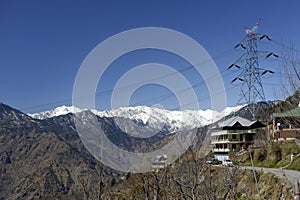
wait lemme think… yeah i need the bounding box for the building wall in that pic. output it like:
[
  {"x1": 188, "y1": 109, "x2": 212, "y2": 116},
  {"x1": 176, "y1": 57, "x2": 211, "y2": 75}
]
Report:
[
  {"x1": 274, "y1": 129, "x2": 300, "y2": 140},
  {"x1": 214, "y1": 153, "x2": 228, "y2": 161},
  {"x1": 212, "y1": 130, "x2": 265, "y2": 160},
  {"x1": 270, "y1": 116, "x2": 300, "y2": 140}
]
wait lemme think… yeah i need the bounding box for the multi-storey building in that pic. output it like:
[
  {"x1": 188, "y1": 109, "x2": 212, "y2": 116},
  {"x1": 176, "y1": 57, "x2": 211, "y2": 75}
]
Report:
[{"x1": 210, "y1": 116, "x2": 265, "y2": 161}]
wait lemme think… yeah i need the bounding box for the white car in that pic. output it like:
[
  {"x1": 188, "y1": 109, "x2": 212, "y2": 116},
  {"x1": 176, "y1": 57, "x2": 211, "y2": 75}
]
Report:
[
  {"x1": 206, "y1": 158, "x2": 222, "y2": 165},
  {"x1": 222, "y1": 159, "x2": 234, "y2": 167}
]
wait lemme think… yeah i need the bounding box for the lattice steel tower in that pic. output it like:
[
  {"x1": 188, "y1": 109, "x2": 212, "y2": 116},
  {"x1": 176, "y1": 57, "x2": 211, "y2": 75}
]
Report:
[{"x1": 228, "y1": 19, "x2": 277, "y2": 119}]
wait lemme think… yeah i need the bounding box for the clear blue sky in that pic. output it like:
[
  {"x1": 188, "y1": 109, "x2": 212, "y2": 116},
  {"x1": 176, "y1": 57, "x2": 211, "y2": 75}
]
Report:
[{"x1": 1, "y1": 0, "x2": 300, "y2": 113}]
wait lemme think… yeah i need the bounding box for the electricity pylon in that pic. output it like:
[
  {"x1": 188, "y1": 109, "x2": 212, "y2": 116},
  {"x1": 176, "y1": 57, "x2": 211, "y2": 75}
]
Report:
[{"x1": 228, "y1": 19, "x2": 278, "y2": 119}]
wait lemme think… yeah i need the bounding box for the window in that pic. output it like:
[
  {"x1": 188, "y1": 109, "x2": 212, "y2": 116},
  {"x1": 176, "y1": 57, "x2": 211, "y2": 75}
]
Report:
[{"x1": 232, "y1": 144, "x2": 236, "y2": 150}]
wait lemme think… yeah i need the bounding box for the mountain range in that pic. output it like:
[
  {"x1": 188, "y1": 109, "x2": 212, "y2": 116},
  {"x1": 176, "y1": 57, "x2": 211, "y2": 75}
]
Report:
[
  {"x1": 0, "y1": 102, "x2": 208, "y2": 198},
  {"x1": 29, "y1": 105, "x2": 246, "y2": 133},
  {"x1": 1, "y1": 101, "x2": 275, "y2": 198}
]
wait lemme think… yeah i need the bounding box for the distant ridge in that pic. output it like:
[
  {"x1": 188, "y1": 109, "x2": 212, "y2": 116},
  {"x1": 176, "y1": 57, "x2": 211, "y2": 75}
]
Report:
[{"x1": 29, "y1": 105, "x2": 246, "y2": 132}]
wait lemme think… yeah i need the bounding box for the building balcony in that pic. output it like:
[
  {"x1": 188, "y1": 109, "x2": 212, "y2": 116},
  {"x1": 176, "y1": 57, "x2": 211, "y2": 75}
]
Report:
[
  {"x1": 211, "y1": 129, "x2": 258, "y2": 136},
  {"x1": 211, "y1": 139, "x2": 244, "y2": 144},
  {"x1": 213, "y1": 148, "x2": 239, "y2": 153},
  {"x1": 213, "y1": 148, "x2": 230, "y2": 152}
]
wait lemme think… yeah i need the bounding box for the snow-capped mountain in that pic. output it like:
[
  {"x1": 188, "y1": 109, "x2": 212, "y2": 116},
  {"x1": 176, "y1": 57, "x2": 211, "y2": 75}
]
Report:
[
  {"x1": 29, "y1": 105, "x2": 245, "y2": 132},
  {"x1": 29, "y1": 105, "x2": 84, "y2": 119}
]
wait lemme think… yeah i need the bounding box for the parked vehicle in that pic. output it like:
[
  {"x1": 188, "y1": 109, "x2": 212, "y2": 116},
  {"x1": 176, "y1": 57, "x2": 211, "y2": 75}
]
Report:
[
  {"x1": 206, "y1": 158, "x2": 222, "y2": 165},
  {"x1": 222, "y1": 159, "x2": 234, "y2": 167}
]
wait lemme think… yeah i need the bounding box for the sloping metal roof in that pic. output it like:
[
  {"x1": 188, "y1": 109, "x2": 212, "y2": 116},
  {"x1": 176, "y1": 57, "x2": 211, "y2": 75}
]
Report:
[
  {"x1": 216, "y1": 116, "x2": 257, "y2": 128},
  {"x1": 270, "y1": 107, "x2": 300, "y2": 119}
]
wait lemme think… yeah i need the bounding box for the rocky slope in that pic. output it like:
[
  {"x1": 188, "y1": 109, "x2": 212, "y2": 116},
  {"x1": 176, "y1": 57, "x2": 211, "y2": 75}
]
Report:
[
  {"x1": 0, "y1": 103, "x2": 102, "y2": 198},
  {"x1": 1, "y1": 101, "x2": 291, "y2": 199},
  {"x1": 1, "y1": 103, "x2": 201, "y2": 199}
]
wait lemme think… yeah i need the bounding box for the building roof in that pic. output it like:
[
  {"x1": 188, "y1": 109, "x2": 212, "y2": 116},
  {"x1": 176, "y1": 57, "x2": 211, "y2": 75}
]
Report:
[
  {"x1": 213, "y1": 116, "x2": 264, "y2": 130},
  {"x1": 270, "y1": 107, "x2": 300, "y2": 119},
  {"x1": 217, "y1": 116, "x2": 256, "y2": 127}
]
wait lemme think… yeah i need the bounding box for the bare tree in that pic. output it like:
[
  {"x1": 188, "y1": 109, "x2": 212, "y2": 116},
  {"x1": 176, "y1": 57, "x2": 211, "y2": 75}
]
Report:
[
  {"x1": 141, "y1": 173, "x2": 151, "y2": 200},
  {"x1": 129, "y1": 168, "x2": 169, "y2": 200},
  {"x1": 78, "y1": 176, "x2": 90, "y2": 200},
  {"x1": 222, "y1": 167, "x2": 248, "y2": 200},
  {"x1": 93, "y1": 163, "x2": 106, "y2": 200},
  {"x1": 272, "y1": 44, "x2": 300, "y2": 132},
  {"x1": 281, "y1": 43, "x2": 300, "y2": 95},
  {"x1": 76, "y1": 163, "x2": 110, "y2": 200},
  {"x1": 171, "y1": 148, "x2": 211, "y2": 200}
]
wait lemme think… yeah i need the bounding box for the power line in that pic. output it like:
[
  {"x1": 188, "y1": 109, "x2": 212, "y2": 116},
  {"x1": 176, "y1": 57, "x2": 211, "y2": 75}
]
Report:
[
  {"x1": 22, "y1": 48, "x2": 236, "y2": 113},
  {"x1": 93, "y1": 48, "x2": 235, "y2": 96},
  {"x1": 130, "y1": 69, "x2": 233, "y2": 107},
  {"x1": 171, "y1": 83, "x2": 240, "y2": 111},
  {"x1": 271, "y1": 39, "x2": 300, "y2": 53}
]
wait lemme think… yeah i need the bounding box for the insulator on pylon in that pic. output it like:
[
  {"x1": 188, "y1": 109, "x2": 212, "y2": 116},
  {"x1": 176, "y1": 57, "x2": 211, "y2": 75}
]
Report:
[{"x1": 228, "y1": 19, "x2": 277, "y2": 119}]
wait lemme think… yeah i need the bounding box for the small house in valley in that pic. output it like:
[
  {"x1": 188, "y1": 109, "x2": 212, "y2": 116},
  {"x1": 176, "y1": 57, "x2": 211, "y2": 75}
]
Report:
[{"x1": 151, "y1": 154, "x2": 168, "y2": 170}]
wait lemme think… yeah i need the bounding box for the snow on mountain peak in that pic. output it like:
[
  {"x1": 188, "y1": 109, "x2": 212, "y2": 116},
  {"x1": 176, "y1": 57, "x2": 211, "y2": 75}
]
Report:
[
  {"x1": 29, "y1": 104, "x2": 246, "y2": 132},
  {"x1": 29, "y1": 105, "x2": 84, "y2": 119}
]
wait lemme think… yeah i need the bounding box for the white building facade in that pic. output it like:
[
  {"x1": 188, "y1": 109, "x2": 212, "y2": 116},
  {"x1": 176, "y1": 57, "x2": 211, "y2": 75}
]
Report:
[{"x1": 211, "y1": 116, "x2": 265, "y2": 161}]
